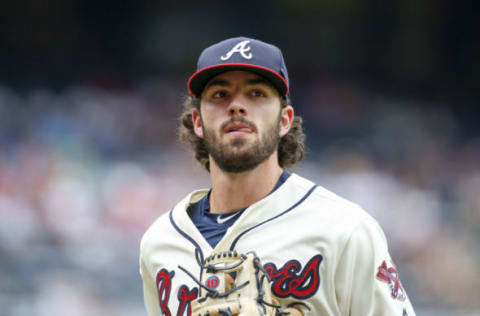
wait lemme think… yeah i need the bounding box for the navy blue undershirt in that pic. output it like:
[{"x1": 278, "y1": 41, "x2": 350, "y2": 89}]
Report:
[{"x1": 187, "y1": 171, "x2": 291, "y2": 248}]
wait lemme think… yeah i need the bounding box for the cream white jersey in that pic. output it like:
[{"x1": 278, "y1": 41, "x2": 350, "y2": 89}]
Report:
[{"x1": 140, "y1": 173, "x2": 416, "y2": 316}]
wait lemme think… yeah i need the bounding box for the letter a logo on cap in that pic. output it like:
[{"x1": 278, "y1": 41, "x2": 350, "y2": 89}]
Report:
[{"x1": 220, "y1": 40, "x2": 252, "y2": 61}]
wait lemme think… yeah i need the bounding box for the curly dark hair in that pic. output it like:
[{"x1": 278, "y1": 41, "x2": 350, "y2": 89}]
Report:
[{"x1": 178, "y1": 95, "x2": 305, "y2": 172}]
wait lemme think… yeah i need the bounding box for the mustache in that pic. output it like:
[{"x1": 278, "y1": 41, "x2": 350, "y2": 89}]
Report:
[{"x1": 220, "y1": 116, "x2": 257, "y2": 133}]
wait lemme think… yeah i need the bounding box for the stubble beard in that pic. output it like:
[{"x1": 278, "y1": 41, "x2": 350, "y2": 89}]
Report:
[{"x1": 202, "y1": 116, "x2": 281, "y2": 173}]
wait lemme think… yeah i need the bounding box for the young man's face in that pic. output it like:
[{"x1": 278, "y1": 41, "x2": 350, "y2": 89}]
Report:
[{"x1": 192, "y1": 70, "x2": 289, "y2": 173}]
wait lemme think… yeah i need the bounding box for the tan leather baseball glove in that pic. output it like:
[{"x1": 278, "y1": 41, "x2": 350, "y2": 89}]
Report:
[{"x1": 180, "y1": 250, "x2": 308, "y2": 316}]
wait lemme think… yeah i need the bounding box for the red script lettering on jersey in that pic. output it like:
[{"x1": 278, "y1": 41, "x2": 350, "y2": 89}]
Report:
[
  {"x1": 264, "y1": 254, "x2": 323, "y2": 299},
  {"x1": 156, "y1": 268, "x2": 175, "y2": 316},
  {"x1": 157, "y1": 268, "x2": 198, "y2": 316},
  {"x1": 177, "y1": 285, "x2": 198, "y2": 316},
  {"x1": 157, "y1": 254, "x2": 323, "y2": 315}
]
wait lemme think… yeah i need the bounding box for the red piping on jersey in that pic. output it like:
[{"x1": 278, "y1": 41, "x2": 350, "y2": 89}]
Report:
[{"x1": 187, "y1": 63, "x2": 289, "y2": 97}]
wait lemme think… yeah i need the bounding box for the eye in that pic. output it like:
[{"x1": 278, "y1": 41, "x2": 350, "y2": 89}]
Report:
[
  {"x1": 212, "y1": 90, "x2": 228, "y2": 99},
  {"x1": 250, "y1": 89, "x2": 266, "y2": 97}
]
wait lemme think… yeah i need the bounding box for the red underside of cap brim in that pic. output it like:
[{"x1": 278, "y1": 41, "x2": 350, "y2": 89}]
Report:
[{"x1": 187, "y1": 63, "x2": 289, "y2": 97}]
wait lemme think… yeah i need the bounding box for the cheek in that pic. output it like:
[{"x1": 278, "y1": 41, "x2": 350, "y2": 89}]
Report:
[
  {"x1": 261, "y1": 110, "x2": 281, "y2": 131},
  {"x1": 201, "y1": 113, "x2": 222, "y2": 135}
]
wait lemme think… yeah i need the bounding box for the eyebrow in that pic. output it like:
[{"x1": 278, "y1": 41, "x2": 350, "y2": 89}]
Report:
[
  {"x1": 204, "y1": 79, "x2": 230, "y2": 90},
  {"x1": 204, "y1": 77, "x2": 273, "y2": 91}
]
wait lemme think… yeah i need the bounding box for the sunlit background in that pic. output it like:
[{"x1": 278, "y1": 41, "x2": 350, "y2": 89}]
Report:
[{"x1": 1, "y1": 1, "x2": 479, "y2": 315}]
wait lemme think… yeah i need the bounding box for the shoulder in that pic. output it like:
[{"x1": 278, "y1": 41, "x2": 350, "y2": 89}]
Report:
[
  {"x1": 140, "y1": 210, "x2": 171, "y2": 254},
  {"x1": 289, "y1": 172, "x2": 373, "y2": 220},
  {"x1": 288, "y1": 172, "x2": 382, "y2": 240},
  {"x1": 139, "y1": 189, "x2": 209, "y2": 257}
]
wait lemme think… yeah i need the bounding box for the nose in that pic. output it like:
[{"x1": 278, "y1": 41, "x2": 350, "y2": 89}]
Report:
[{"x1": 227, "y1": 94, "x2": 247, "y2": 117}]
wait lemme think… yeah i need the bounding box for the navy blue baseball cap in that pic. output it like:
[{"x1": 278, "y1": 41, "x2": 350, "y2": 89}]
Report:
[{"x1": 188, "y1": 37, "x2": 290, "y2": 97}]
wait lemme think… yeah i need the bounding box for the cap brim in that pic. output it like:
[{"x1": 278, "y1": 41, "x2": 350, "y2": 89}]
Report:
[{"x1": 188, "y1": 63, "x2": 289, "y2": 97}]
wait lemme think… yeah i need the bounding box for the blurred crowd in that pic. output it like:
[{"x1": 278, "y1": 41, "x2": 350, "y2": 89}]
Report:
[
  {"x1": 2, "y1": 1, "x2": 479, "y2": 315},
  {"x1": 0, "y1": 78, "x2": 479, "y2": 316}
]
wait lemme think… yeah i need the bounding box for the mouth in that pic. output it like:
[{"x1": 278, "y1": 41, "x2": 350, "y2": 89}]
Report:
[{"x1": 224, "y1": 121, "x2": 255, "y2": 135}]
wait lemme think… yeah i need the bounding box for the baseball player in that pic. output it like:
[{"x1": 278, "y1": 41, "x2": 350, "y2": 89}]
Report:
[{"x1": 140, "y1": 37, "x2": 416, "y2": 316}]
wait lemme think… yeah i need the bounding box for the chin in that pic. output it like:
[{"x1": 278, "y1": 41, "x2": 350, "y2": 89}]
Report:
[{"x1": 230, "y1": 138, "x2": 248, "y2": 148}]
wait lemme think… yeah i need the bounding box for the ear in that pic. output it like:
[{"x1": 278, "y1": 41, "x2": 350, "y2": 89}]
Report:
[
  {"x1": 192, "y1": 108, "x2": 204, "y2": 138},
  {"x1": 279, "y1": 105, "x2": 294, "y2": 137}
]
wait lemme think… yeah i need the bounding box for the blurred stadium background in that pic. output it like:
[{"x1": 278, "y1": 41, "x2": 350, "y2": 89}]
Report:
[{"x1": 1, "y1": 1, "x2": 479, "y2": 315}]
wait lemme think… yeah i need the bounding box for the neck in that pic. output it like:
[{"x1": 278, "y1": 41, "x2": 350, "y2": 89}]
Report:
[{"x1": 208, "y1": 154, "x2": 284, "y2": 214}]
